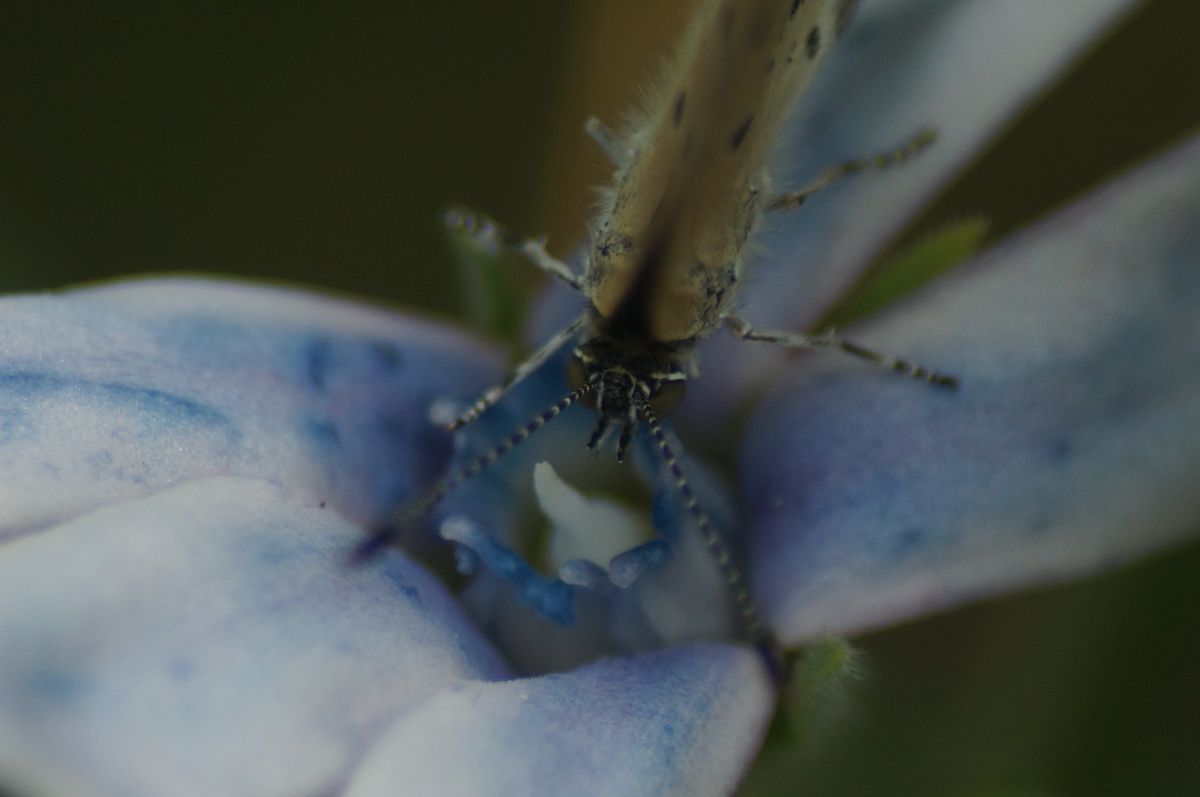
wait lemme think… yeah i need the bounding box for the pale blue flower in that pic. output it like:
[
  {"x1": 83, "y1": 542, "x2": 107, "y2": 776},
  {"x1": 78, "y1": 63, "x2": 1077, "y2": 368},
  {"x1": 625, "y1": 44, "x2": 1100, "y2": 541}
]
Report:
[{"x1": 2, "y1": 1, "x2": 1195, "y2": 795}]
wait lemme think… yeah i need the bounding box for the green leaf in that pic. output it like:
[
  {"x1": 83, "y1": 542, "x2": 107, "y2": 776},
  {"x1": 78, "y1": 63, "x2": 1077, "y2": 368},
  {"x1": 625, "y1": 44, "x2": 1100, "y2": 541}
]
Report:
[
  {"x1": 743, "y1": 638, "x2": 862, "y2": 794},
  {"x1": 445, "y1": 222, "x2": 523, "y2": 344},
  {"x1": 825, "y1": 217, "x2": 990, "y2": 328}
]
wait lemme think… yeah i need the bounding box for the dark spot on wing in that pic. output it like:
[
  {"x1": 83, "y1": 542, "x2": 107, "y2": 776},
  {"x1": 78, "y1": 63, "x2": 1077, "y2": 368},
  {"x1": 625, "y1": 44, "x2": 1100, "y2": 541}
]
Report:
[
  {"x1": 673, "y1": 91, "x2": 686, "y2": 128},
  {"x1": 693, "y1": 263, "x2": 738, "y2": 308},
  {"x1": 790, "y1": 0, "x2": 804, "y2": 19},
  {"x1": 597, "y1": 234, "x2": 634, "y2": 260},
  {"x1": 806, "y1": 25, "x2": 821, "y2": 60},
  {"x1": 730, "y1": 114, "x2": 754, "y2": 151}
]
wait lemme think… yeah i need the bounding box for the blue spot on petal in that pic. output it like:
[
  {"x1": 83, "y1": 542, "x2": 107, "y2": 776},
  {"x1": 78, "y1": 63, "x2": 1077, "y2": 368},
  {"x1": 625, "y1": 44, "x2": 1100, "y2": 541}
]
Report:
[
  {"x1": 87, "y1": 450, "x2": 114, "y2": 477},
  {"x1": 303, "y1": 338, "x2": 332, "y2": 392},
  {"x1": 252, "y1": 534, "x2": 295, "y2": 568},
  {"x1": 30, "y1": 669, "x2": 84, "y2": 702},
  {"x1": 885, "y1": 526, "x2": 928, "y2": 561},
  {"x1": 1047, "y1": 436, "x2": 1073, "y2": 464},
  {"x1": 304, "y1": 418, "x2": 342, "y2": 451},
  {"x1": 383, "y1": 566, "x2": 424, "y2": 607},
  {"x1": 368, "y1": 340, "x2": 404, "y2": 372},
  {"x1": 0, "y1": 371, "x2": 233, "y2": 438},
  {"x1": 125, "y1": 385, "x2": 223, "y2": 427},
  {"x1": 169, "y1": 659, "x2": 194, "y2": 682},
  {"x1": 0, "y1": 370, "x2": 69, "y2": 396},
  {"x1": 0, "y1": 407, "x2": 31, "y2": 444}
]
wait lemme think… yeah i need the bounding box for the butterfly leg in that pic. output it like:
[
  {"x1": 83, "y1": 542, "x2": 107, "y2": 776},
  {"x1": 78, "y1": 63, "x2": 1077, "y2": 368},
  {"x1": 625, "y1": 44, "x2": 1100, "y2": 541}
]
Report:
[
  {"x1": 439, "y1": 313, "x2": 589, "y2": 431},
  {"x1": 767, "y1": 128, "x2": 937, "y2": 212},
  {"x1": 443, "y1": 208, "x2": 584, "y2": 292},
  {"x1": 725, "y1": 316, "x2": 957, "y2": 388},
  {"x1": 584, "y1": 116, "x2": 633, "y2": 167}
]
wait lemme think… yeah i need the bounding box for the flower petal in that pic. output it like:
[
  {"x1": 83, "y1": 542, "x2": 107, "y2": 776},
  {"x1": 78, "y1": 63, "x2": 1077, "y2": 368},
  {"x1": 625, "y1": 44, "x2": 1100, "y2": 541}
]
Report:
[
  {"x1": 0, "y1": 476, "x2": 509, "y2": 796},
  {"x1": 344, "y1": 643, "x2": 774, "y2": 797},
  {"x1": 743, "y1": 133, "x2": 1200, "y2": 643},
  {"x1": 691, "y1": 0, "x2": 1139, "y2": 419},
  {"x1": 0, "y1": 278, "x2": 500, "y2": 537}
]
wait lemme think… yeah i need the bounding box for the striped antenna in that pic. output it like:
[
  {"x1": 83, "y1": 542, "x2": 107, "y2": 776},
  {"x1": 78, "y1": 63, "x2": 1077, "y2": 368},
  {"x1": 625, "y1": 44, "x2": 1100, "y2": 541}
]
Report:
[
  {"x1": 351, "y1": 382, "x2": 594, "y2": 563},
  {"x1": 634, "y1": 396, "x2": 785, "y2": 682}
]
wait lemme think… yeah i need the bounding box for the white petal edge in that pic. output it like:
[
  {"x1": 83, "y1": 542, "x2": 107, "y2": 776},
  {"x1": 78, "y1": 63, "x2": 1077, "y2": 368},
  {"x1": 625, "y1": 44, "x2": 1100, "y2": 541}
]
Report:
[
  {"x1": 345, "y1": 643, "x2": 775, "y2": 797},
  {"x1": 0, "y1": 277, "x2": 501, "y2": 537},
  {"x1": 741, "y1": 133, "x2": 1200, "y2": 643},
  {"x1": 0, "y1": 477, "x2": 509, "y2": 797}
]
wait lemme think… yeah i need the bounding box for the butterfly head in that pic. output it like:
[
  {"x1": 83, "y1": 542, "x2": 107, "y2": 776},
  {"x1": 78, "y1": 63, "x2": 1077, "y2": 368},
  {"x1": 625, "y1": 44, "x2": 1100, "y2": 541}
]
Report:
[{"x1": 567, "y1": 333, "x2": 688, "y2": 461}]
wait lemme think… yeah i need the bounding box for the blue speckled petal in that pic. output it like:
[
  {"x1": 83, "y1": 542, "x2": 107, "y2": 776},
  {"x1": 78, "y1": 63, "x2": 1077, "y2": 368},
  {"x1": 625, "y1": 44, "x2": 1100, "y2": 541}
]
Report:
[
  {"x1": 743, "y1": 134, "x2": 1200, "y2": 643},
  {"x1": 0, "y1": 477, "x2": 509, "y2": 797},
  {"x1": 0, "y1": 278, "x2": 501, "y2": 537},
  {"x1": 343, "y1": 643, "x2": 775, "y2": 797},
  {"x1": 690, "y1": 0, "x2": 1138, "y2": 421}
]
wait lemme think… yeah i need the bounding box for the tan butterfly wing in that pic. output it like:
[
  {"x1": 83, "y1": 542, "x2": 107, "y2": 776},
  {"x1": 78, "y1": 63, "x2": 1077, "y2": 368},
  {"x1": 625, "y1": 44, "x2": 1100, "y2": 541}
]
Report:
[{"x1": 586, "y1": 0, "x2": 858, "y2": 342}]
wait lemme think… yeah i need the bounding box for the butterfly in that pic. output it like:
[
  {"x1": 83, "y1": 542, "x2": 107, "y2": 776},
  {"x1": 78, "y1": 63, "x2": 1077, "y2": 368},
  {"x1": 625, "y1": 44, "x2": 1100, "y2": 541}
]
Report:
[{"x1": 359, "y1": 0, "x2": 955, "y2": 677}]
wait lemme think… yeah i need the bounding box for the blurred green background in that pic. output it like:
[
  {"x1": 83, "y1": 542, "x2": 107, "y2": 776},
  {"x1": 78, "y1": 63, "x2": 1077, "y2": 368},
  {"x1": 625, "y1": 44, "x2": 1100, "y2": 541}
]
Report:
[{"x1": 2, "y1": 2, "x2": 1197, "y2": 794}]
